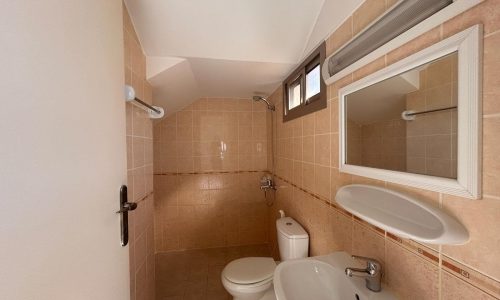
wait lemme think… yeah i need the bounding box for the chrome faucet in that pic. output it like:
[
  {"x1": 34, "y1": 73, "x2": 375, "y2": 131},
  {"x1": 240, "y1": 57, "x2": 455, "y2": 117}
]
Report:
[
  {"x1": 259, "y1": 175, "x2": 276, "y2": 191},
  {"x1": 345, "y1": 255, "x2": 382, "y2": 292}
]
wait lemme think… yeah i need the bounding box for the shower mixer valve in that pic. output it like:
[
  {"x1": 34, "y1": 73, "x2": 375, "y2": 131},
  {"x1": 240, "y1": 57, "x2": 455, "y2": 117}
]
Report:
[{"x1": 259, "y1": 175, "x2": 276, "y2": 191}]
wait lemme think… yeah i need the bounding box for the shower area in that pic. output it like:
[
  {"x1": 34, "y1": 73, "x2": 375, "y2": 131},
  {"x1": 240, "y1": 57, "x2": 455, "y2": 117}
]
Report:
[{"x1": 152, "y1": 97, "x2": 277, "y2": 299}]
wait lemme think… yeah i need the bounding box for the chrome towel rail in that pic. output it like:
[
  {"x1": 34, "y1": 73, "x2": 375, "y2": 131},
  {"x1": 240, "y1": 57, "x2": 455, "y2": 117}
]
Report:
[
  {"x1": 124, "y1": 85, "x2": 164, "y2": 119},
  {"x1": 402, "y1": 106, "x2": 456, "y2": 121}
]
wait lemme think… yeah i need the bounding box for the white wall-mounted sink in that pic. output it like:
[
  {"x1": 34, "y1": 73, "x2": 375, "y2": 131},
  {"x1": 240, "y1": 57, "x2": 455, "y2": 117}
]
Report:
[{"x1": 273, "y1": 252, "x2": 397, "y2": 300}]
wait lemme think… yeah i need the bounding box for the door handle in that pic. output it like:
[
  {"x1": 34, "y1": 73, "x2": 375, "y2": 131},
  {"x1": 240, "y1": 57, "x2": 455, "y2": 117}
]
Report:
[
  {"x1": 116, "y1": 201, "x2": 137, "y2": 214},
  {"x1": 117, "y1": 185, "x2": 136, "y2": 246}
]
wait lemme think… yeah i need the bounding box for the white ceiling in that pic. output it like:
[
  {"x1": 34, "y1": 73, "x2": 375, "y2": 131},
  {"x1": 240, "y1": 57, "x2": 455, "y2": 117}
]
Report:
[
  {"x1": 124, "y1": 0, "x2": 364, "y2": 115},
  {"x1": 346, "y1": 70, "x2": 421, "y2": 125}
]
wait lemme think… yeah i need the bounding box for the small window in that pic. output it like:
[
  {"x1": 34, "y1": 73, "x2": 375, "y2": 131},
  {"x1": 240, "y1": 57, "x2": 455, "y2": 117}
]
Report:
[
  {"x1": 288, "y1": 77, "x2": 302, "y2": 109},
  {"x1": 306, "y1": 64, "x2": 320, "y2": 99},
  {"x1": 283, "y1": 42, "x2": 326, "y2": 122}
]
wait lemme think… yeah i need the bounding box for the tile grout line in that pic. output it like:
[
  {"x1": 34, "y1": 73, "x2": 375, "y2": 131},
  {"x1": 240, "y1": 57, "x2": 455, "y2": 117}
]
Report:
[{"x1": 438, "y1": 244, "x2": 443, "y2": 300}]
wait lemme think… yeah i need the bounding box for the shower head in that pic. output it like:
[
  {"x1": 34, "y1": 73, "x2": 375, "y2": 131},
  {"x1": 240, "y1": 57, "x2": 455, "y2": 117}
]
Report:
[{"x1": 252, "y1": 96, "x2": 275, "y2": 111}]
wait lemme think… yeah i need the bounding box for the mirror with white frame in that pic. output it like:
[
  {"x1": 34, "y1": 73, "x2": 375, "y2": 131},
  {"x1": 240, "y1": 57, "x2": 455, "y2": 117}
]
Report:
[
  {"x1": 345, "y1": 52, "x2": 458, "y2": 179},
  {"x1": 339, "y1": 25, "x2": 482, "y2": 199}
]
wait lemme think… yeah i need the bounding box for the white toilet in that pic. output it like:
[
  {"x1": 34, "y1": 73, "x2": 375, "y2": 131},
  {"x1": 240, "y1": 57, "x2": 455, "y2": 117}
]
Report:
[{"x1": 221, "y1": 217, "x2": 309, "y2": 300}]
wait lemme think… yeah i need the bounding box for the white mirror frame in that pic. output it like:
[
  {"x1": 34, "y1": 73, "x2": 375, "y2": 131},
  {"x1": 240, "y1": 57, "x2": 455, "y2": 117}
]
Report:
[{"x1": 339, "y1": 25, "x2": 482, "y2": 199}]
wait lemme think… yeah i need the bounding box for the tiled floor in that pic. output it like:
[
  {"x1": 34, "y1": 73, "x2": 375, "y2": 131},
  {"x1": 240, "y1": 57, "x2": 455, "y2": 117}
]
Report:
[{"x1": 156, "y1": 244, "x2": 271, "y2": 300}]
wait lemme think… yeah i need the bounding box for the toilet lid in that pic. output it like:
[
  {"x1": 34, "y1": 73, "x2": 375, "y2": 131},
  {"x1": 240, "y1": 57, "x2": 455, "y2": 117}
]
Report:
[{"x1": 223, "y1": 257, "x2": 276, "y2": 284}]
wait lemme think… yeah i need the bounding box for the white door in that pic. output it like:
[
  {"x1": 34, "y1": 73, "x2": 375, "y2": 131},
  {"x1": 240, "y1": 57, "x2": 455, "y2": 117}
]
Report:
[{"x1": 0, "y1": 1, "x2": 130, "y2": 299}]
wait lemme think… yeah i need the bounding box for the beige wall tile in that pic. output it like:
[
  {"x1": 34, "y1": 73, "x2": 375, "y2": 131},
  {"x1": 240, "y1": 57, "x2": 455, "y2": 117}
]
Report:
[
  {"x1": 177, "y1": 111, "x2": 193, "y2": 126},
  {"x1": 292, "y1": 137, "x2": 302, "y2": 161},
  {"x1": 133, "y1": 137, "x2": 145, "y2": 168},
  {"x1": 386, "y1": 241, "x2": 439, "y2": 300},
  {"x1": 314, "y1": 134, "x2": 331, "y2": 166},
  {"x1": 206, "y1": 98, "x2": 225, "y2": 111},
  {"x1": 330, "y1": 133, "x2": 339, "y2": 168},
  {"x1": 352, "y1": 221, "x2": 385, "y2": 269},
  {"x1": 330, "y1": 99, "x2": 339, "y2": 132},
  {"x1": 329, "y1": 209, "x2": 353, "y2": 253},
  {"x1": 352, "y1": 56, "x2": 386, "y2": 81},
  {"x1": 426, "y1": 85, "x2": 453, "y2": 110},
  {"x1": 353, "y1": 0, "x2": 386, "y2": 35},
  {"x1": 302, "y1": 113, "x2": 315, "y2": 136},
  {"x1": 443, "y1": 0, "x2": 500, "y2": 37},
  {"x1": 442, "y1": 195, "x2": 500, "y2": 280},
  {"x1": 302, "y1": 163, "x2": 315, "y2": 192},
  {"x1": 314, "y1": 165, "x2": 331, "y2": 199},
  {"x1": 331, "y1": 169, "x2": 352, "y2": 197},
  {"x1": 426, "y1": 135, "x2": 452, "y2": 159},
  {"x1": 386, "y1": 26, "x2": 441, "y2": 66},
  {"x1": 176, "y1": 126, "x2": 193, "y2": 141},
  {"x1": 145, "y1": 139, "x2": 153, "y2": 165},
  {"x1": 426, "y1": 158, "x2": 453, "y2": 178},
  {"x1": 426, "y1": 56, "x2": 453, "y2": 89},
  {"x1": 442, "y1": 271, "x2": 497, "y2": 300},
  {"x1": 132, "y1": 107, "x2": 146, "y2": 137},
  {"x1": 326, "y1": 16, "x2": 353, "y2": 56},
  {"x1": 292, "y1": 161, "x2": 303, "y2": 187},
  {"x1": 315, "y1": 103, "x2": 331, "y2": 134},
  {"x1": 302, "y1": 136, "x2": 314, "y2": 163},
  {"x1": 483, "y1": 32, "x2": 500, "y2": 115},
  {"x1": 143, "y1": 82, "x2": 153, "y2": 105},
  {"x1": 483, "y1": 117, "x2": 500, "y2": 197},
  {"x1": 351, "y1": 175, "x2": 385, "y2": 187},
  {"x1": 406, "y1": 136, "x2": 425, "y2": 157},
  {"x1": 329, "y1": 74, "x2": 353, "y2": 98}
]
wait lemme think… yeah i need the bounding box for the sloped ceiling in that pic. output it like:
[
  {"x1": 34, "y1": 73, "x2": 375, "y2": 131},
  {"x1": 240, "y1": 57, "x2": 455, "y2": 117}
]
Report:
[
  {"x1": 124, "y1": 0, "x2": 363, "y2": 115},
  {"x1": 346, "y1": 69, "x2": 421, "y2": 125}
]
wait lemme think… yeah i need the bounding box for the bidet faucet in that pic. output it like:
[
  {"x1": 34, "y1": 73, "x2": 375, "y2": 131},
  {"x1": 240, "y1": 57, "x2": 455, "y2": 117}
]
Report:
[{"x1": 345, "y1": 255, "x2": 382, "y2": 292}]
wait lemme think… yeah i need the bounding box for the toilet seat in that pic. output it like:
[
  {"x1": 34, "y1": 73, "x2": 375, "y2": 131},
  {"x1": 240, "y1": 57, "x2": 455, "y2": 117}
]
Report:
[{"x1": 222, "y1": 257, "x2": 276, "y2": 285}]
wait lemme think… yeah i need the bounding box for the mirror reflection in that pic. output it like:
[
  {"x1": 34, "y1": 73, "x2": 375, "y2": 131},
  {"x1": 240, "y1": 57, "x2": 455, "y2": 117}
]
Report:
[{"x1": 345, "y1": 52, "x2": 458, "y2": 179}]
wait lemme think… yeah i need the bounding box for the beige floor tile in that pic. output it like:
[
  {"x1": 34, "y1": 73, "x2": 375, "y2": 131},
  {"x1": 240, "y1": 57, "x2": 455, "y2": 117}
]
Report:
[{"x1": 155, "y1": 244, "x2": 270, "y2": 300}]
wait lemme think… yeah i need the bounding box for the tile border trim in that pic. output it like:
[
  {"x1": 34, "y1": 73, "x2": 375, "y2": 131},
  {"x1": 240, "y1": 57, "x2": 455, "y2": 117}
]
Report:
[
  {"x1": 442, "y1": 256, "x2": 500, "y2": 299},
  {"x1": 153, "y1": 170, "x2": 268, "y2": 176}
]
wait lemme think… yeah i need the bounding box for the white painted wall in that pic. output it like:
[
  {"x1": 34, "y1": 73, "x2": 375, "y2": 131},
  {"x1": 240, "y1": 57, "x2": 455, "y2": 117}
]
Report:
[{"x1": 0, "y1": 1, "x2": 129, "y2": 299}]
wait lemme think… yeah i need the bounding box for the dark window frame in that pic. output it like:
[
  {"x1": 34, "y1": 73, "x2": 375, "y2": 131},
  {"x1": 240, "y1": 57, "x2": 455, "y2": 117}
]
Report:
[{"x1": 283, "y1": 42, "x2": 326, "y2": 122}]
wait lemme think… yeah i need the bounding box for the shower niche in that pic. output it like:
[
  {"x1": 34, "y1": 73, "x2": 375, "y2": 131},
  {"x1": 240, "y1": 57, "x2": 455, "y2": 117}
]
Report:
[{"x1": 338, "y1": 25, "x2": 482, "y2": 199}]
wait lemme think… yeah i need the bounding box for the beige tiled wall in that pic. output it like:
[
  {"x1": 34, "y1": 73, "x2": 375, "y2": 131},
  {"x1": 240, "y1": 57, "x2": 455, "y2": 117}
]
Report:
[
  {"x1": 406, "y1": 53, "x2": 458, "y2": 178},
  {"x1": 357, "y1": 119, "x2": 407, "y2": 171},
  {"x1": 269, "y1": 0, "x2": 500, "y2": 299},
  {"x1": 345, "y1": 119, "x2": 363, "y2": 165},
  {"x1": 123, "y1": 4, "x2": 155, "y2": 300},
  {"x1": 153, "y1": 98, "x2": 271, "y2": 252}
]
